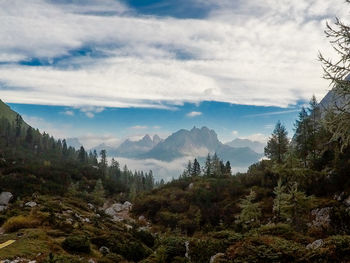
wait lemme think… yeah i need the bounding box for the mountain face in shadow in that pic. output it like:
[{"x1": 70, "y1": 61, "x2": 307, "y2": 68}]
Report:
[{"x1": 226, "y1": 138, "x2": 266, "y2": 154}]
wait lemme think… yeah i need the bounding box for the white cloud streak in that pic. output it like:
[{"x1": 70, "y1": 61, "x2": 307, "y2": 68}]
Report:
[
  {"x1": 187, "y1": 111, "x2": 202, "y2": 117},
  {"x1": 0, "y1": 0, "x2": 348, "y2": 108}
]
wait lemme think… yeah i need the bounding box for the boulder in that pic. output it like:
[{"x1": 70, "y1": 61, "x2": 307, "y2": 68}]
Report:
[
  {"x1": 0, "y1": 192, "x2": 13, "y2": 205},
  {"x1": 99, "y1": 246, "x2": 110, "y2": 255},
  {"x1": 188, "y1": 183, "x2": 194, "y2": 190},
  {"x1": 0, "y1": 205, "x2": 7, "y2": 212},
  {"x1": 210, "y1": 253, "x2": 225, "y2": 263},
  {"x1": 122, "y1": 201, "x2": 132, "y2": 211},
  {"x1": 112, "y1": 203, "x2": 123, "y2": 212},
  {"x1": 344, "y1": 196, "x2": 350, "y2": 206},
  {"x1": 308, "y1": 207, "x2": 331, "y2": 231},
  {"x1": 25, "y1": 201, "x2": 37, "y2": 208},
  {"x1": 306, "y1": 239, "x2": 324, "y2": 250},
  {"x1": 87, "y1": 203, "x2": 95, "y2": 210},
  {"x1": 105, "y1": 207, "x2": 116, "y2": 217}
]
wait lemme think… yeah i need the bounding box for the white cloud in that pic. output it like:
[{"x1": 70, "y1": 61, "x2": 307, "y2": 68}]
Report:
[
  {"x1": 232, "y1": 130, "x2": 239, "y2": 136},
  {"x1": 78, "y1": 106, "x2": 105, "y2": 118},
  {"x1": 187, "y1": 111, "x2": 202, "y2": 117},
  {"x1": 239, "y1": 133, "x2": 268, "y2": 143},
  {"x1": 0, "y1": 0, "x2": 347, "y2": 108},
  {"x1": 62, "y1": 110, "x2": 74, "y2": 116},
  {"x1": 110, "y1": 156, "x2": 248, "y2": 181},
  {"x1": 130, "y1": 125, "x2": 148, "y2": 130},
  {"x1": 78, "y1": 133, "x2": 121, "y2": 149}
]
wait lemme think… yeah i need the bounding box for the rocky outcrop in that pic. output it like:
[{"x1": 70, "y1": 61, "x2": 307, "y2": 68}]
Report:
[
  {"x1": 104, "y1": 201, "x2": 133, "y2": 222},
  {"x1": 308, "y1": 207, "x2": 332, "y2": 231},
  {"x1": 25, "y1": 201, "x2": 37, "y2": 208},
  {"x1": 0, "y1": 192, "x2": 13, "y2": 212},
  {"x1": 210, "y1": 253, "x2": 225, "y2": 263},
  {"x1": 306, "y1": 239, "x2": 324, "y2": 250}
]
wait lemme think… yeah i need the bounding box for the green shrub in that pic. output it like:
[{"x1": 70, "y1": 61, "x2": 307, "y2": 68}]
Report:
[
  {"x1": 226, "y1": 235, "x2": 305, "y2": 262},
  {"x1": 62, "y1": 235, "x2": 91, "y2": 253},
  {"x1": 133, "y1": 228, "x2": 155, "y2": 248}
]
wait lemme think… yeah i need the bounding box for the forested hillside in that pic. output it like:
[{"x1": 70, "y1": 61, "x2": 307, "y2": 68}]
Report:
[{"x1": 0, "y1": 3, "x2": 349, "y2": 262}]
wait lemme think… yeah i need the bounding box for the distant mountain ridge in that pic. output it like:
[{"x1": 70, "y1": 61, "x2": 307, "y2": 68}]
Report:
[
  {"x1": 226, "y1": 138, "x2": 266, "y2": 154},
  {"x1": 139, "y1": 127, "x2": 262, "y2": 166},
  {"x1": 92, "y1": 134, "x2": 163, "y2": 158},
  {"x1": 88, "y1": 127, "x2": 262, "y2": 167}
]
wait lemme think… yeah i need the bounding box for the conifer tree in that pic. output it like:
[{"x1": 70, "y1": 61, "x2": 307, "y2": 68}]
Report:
[
  {"x1": 92, "y1": 179, "x2": 105, "y2": 205},
  {"x1": 294, "y1": 107, "x2": 310, "y2": 167},
  {"x1": 272, "y1": 179, "x2": 289, "y2": 222},
  {"x1": 204, "y1": 153, "x2": 212, "y2": 177},
  {"x1": 236, "y1": 190, "x2": 261, "y2": 229},
  {"x1": 264, "y1": 121, "x2": 289, "y2": 163},
  {"x1": 192, "y1": 158, "x2": 201, "y2": 177}
]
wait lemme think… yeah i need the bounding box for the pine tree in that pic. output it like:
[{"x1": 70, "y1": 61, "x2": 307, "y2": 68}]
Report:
[
  {"x1": 78, "y1": 146, "x2": 86, "y2": 163},
  {"x1": 308, "y1": 95, "x2": 321, "y2": 163},
  {"x1": 99, "y1": 150, "x2": 108, "y2": 177},
  {"x1": 272, "y1": 179, "x2": 289, "y2": 222},
  {"x1": 192, "y1": 158, "x2": 201, "y2": 177},
  {"x1": 294, "y1": 107, "x2": 310, "y2": 167},
  {"x1": 224, "y1": 161, "x2": 232, "y2": 177},
  {"x1": 92, "y1": 179, "x2": 105, "y2": 205},
  {"x1": 285, "y1": 182, "x2": 314, "y2": 229},
  {"x1": 236, "y1": 190, "x2": 261, "y2": 229},
  {"x1": 204, "y1": 153, "x2": 212, "y2": 177},
  {"x1": 264, "y1": 121, "x2": 289, "y2": 163}
]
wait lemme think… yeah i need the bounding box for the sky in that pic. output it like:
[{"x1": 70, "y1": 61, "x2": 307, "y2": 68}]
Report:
[{"x1": 0, "y1": 0, "x2": 348, "y2": 150}]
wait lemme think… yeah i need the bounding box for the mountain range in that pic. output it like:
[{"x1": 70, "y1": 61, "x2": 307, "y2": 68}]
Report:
[
  {"x1": 82, "y1": 126, "x2": 263, "y2": 167},
  {"x1": 225, "y1": 138, "x2": 265, "y2": 154}
]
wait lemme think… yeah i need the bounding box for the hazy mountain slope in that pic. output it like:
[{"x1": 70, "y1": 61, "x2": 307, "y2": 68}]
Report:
[
  {"x1": 226, "y1": 138, "x2": 265, "y2": 154},
  {"x1": 66, "y1": 137, "x2": 83, "y2": 149},
  {"x1": 93, "y1": 134, "x2": 162, "y2": 158},
  {"x1": 141, "y1": 126, "x2": 263, "y2": 166},
  {"x1": 0, "y1": 99, "x2": 29, "y2": 128}
]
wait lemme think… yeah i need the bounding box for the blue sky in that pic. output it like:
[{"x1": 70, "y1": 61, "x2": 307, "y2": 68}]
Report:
[{"x1": 0, "y1": 0, "x2": 345, "y2": 149}]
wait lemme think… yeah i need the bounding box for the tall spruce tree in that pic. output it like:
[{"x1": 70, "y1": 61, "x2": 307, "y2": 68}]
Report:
[{"x1": 264, "y1": 121, "x2": 289, "y2": 163}]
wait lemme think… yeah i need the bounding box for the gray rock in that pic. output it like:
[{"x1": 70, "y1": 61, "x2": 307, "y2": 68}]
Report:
[
  {"x1": 122, "y1": 201, "x2": 132, "y2": 211},
  {"x1": 112, "y1": 203, "x2": 123, "y2": 212},
  {"x1": 112, "y1": 215, "x2": 123, "y2": 222},
  {"x1": 25, "y1": 201, "x2": 37, "y2": 208},
  {"x1": 99, "y1": 246, "x2": 110, "y2": 255},
  {"x1": 0, "y1": 192, "x2": 13, "y2": 205},
  {"x1": 87, "y1": 203, "x2": 95, "y2": 210},
  {"x1": 308, "y1": 207, "x2": 331, "y2": 231},
  {"x1": 138, "y1": 215, "x2": 146, "y2": 221},
  {"x1": 344, "y1": 196, "x2": 350, "y2": 206},
  {"x1": 188, "y1": 183, "x2": 194, "y2": 190},
  {"x1": 306, "y1": 239, "x2": 324, "y2": 250},
  {"x1": 210, "y1": 253, "x2": 225, "y2": 263},
  {"x1": 105, "y1": 207, "x2": 116, "y2": 217},
  {"x1": 88, "y1": 259, "x2": 96, "y2": 263},
  {"x1": 0, "y1": 205, "x2": 7, "y2": 212}
]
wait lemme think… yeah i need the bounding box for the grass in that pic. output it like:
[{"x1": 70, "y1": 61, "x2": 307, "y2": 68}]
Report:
[
  {"x1": 0, "y1": 229, "x2": 51, "y2": 260},
  {"x1": 3, "y1": 215, "x2": 41, "y2": 233}
]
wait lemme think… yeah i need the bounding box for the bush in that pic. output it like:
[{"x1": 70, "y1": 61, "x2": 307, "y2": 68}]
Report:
[
  {"x1": 226, "y1": 235, "x2": 305, "y2": 262},
  {"x1": 62, "y1": 235, "x2": 91, "y2": 253},
  {"x1": 3, "y1": 215, "x2": 41, "y2": 233}
]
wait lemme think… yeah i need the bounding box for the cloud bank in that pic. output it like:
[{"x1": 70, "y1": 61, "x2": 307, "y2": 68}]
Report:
[{"x1": 0, "y1": 0, "x2": 348, "y2": 108}]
